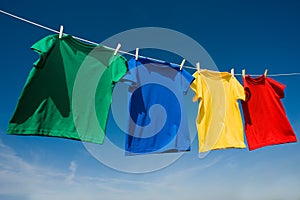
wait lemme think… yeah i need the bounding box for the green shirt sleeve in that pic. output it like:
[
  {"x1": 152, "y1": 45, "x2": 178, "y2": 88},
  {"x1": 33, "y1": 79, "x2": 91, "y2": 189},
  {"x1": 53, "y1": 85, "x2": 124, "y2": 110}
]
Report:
[
  {"x1": 31, "y1": 34, "x2": 57, "y2": 69},
  {"x1": 111, "y1": 56, "x2": 128, "y2": 82}
]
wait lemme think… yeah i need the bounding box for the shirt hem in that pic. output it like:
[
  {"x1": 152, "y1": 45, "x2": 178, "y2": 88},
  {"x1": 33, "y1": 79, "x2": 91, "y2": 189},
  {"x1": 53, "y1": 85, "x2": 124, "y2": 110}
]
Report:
[
  {"x1": 248, "y1": 137, "x2": 297, "y2": 151},
  {"x1": 7, "y1": 128, "x2": 104, "y2": 144},
  {"x1": 199, "y1": 144, "x2": 246, "y2": 153}
]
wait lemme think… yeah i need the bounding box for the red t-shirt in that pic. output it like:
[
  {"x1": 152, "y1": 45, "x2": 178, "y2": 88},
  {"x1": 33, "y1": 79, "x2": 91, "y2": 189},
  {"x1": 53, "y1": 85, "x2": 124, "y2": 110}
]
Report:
[{"x1": 242, "y1": 75, "x2": 297, "y2": 150}]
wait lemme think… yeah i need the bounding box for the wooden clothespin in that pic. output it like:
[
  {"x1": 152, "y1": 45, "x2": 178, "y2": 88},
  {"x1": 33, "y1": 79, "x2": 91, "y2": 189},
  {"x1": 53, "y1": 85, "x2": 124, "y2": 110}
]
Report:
[
  {"x1": 179, "y1": 58, "x2": 186, "y2": 70},
  {"x1": 59, "y1": 25, "x2": 64, "y2": 39},
  {"x1": 264, "y1": 69, "x2": 268, "y2": 77},
  {"x1": 135, "y1": 48, "x2": 139, "y2": 60},
  {"x1": 231, "y1": 68, "x2": 234, "y2": 77},
  {"x1": 114, "y1": 43, "x2": 121, "y2": 56},
  {"x1": 196, "y1": 62, "x2": 201, "y2": 73},
  {"x1": 242, "y1": 69, "x2": 246, "y2": 78}
]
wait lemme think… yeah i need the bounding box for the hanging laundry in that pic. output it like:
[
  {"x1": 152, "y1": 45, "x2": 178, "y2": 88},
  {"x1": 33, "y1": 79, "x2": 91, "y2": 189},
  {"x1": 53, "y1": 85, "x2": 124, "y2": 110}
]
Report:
[
  {"x1": 121, "y1": 57, "x2": 194, "y2": 154},
  {"x1": 190, "y1": 70, "x2": 246, "y2": 152},
  {"x1": 242, "y1": 75, "x2": 297, "y2": 150},
  {"x1": 7, "y1": 34, "x2": 127, "y2": 144}
]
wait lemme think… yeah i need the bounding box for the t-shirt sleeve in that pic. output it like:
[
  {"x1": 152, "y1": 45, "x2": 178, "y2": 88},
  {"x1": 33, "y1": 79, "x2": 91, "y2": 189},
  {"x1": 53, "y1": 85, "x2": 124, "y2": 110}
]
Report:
[
  {"x1": 119, "y1": 58, "x2": 138, "y2": 88},
  {"x1": 31, "y1": 35, "x2": 57, "y2": 69},
  {"x1": 181, "y1": 69, "x2": 195, "y2": 94},
  {"x1": 190, "y1": 72, "x2": 202, "y2": 102},
  {"x1": 268, "y1": 77, "x2": 286, "y2": 99},
  {"x1": 111, "y1": 56, "x2": 128, "y2": 83},
  {"x1": 232, "y1": 77, "x2": 245, "y2": 101}
]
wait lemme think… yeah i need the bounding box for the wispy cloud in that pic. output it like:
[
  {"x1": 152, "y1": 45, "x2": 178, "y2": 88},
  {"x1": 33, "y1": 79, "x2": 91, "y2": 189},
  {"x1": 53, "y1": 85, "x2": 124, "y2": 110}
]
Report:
[
  {"x1": 0, "y1": 138, "x2": 64, "y2": 199},
  {"x1": 0, "y1": 138, "x2": 223, "y2": 200},
  {"x1": 0, "y1": 139, "x2": 5, "y2": 148},
  {"x1": 0, "y1": 139, "x2": 169, "y2": 200},
  {"x1": 65, "y1": 161, "x2": 77, "y2": 185},
  {"x1": 0, "y1": 138, "x2": 300, "y2": 200}
]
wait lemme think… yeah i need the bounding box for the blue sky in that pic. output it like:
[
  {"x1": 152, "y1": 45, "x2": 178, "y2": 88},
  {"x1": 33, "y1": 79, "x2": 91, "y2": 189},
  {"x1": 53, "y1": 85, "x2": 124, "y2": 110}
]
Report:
[{"x1": 1, "y1": 0, "x2": 300, "y2": 199}]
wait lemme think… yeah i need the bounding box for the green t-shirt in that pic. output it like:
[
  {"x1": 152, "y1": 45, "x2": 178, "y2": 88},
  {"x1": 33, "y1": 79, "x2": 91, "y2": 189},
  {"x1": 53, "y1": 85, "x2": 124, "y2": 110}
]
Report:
[{"x1": 7, "y1": 34, "x2": 127, "y2": 144}]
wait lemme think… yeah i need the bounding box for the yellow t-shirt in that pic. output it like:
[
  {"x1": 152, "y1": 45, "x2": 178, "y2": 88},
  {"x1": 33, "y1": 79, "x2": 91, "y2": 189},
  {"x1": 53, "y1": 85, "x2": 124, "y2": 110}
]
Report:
[{"x1": 190, "y1": 70, "x2": 246, "y2": 152}]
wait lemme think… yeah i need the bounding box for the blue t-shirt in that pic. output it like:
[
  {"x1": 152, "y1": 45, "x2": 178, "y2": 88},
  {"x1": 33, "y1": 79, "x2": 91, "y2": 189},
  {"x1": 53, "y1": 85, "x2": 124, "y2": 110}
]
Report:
[{"x1": 122, "y1": 57, "x2": 194, "y2": 154}]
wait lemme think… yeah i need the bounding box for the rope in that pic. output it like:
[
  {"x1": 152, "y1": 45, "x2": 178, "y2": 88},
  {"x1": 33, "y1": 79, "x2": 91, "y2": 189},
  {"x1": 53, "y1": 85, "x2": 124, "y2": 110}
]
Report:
[{"x1": 1, "y1": 9, "x2": 300, "y2": 76}]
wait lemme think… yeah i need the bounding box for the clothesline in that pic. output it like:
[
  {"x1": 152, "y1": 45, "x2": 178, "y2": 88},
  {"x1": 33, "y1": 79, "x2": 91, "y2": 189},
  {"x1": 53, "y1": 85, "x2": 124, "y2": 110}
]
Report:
[{"x1": 1, "y1": 8, "x2": 300, "y2": 76}]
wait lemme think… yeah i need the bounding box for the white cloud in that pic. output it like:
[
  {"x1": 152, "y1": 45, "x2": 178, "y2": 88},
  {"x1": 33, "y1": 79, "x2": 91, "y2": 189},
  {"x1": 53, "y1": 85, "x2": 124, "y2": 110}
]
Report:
[
  {"x1": 0, "y1": 139, "x2": 223, "y2": 200},
  {"x1": 65, "y1": 161, "x2": 77, "y2": 185},
  {"x1": 0, "y1": 138, "x2": 300, "y2": 200},
  {"x1": 0, "y1": 139, "x2": 5, "y2": 148},
  {"x1": 0, "y1": 139, "x2": 169, "y2": 200}
]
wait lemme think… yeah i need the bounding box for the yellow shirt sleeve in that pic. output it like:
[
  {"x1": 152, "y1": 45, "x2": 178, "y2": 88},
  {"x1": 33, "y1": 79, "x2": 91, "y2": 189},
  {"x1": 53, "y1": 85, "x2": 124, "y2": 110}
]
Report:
[{"x1": 232, "y1": 77, "x2": 245, "y2": 101}]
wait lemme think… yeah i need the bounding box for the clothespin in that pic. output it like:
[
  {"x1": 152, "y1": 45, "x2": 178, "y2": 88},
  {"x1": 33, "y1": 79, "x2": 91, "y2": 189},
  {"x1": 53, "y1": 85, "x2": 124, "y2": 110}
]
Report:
[
  {"x1": 135, "y1": 48, "x2": 139, "y2": 60},
  {"x1": 242, "y1": 69, "x2": 246, "y2": 78},
  {"x1": 264, "y1": 69, "x2": 268, "y2": 77},
  {"x1": 231, "y1": 68, "x2": 234, "y2": 77},
  {"x1": 59, "y1": 25, "x2": 64, "y2": 39},
  {"x1": 179, "y1": 58, "x2": 186, "y2": 70},
  {"x1": 114, "y1": 43, "x2": 121, "y2": 56},
  {"x1": 196, "y1": 62, "x2": 201, "y2": 73}
]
